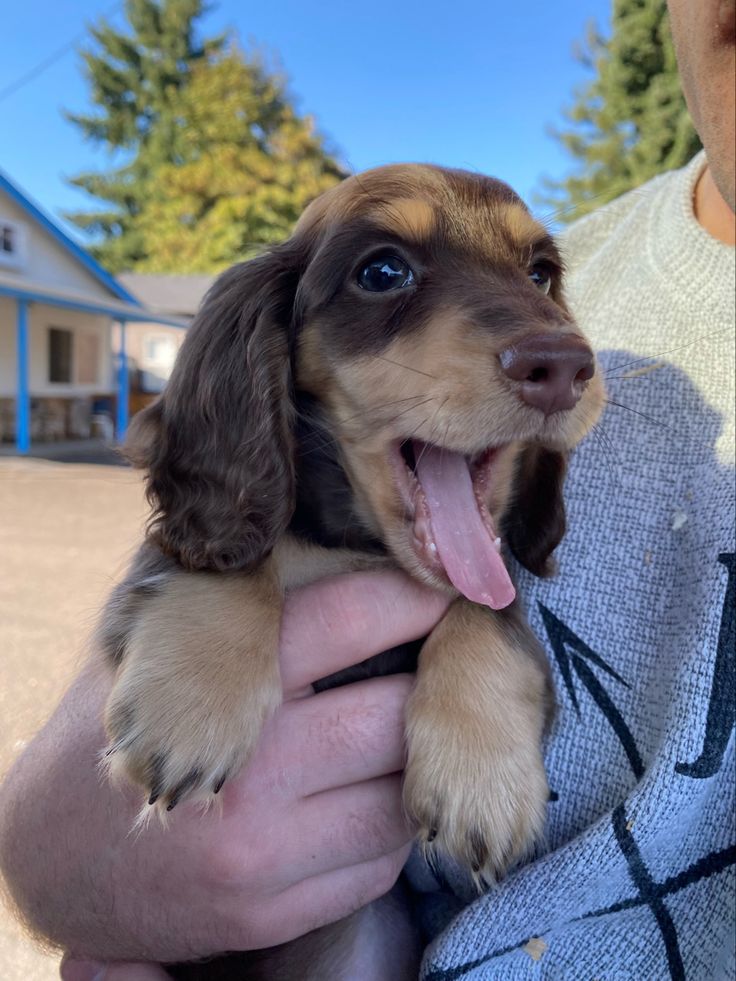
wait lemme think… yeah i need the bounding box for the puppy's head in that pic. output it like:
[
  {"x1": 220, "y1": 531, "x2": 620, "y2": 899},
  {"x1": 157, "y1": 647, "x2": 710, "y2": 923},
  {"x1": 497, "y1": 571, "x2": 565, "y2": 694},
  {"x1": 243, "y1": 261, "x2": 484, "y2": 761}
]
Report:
[{"x1": 129, "y1": 165, "x2": 605, "y2": 601}]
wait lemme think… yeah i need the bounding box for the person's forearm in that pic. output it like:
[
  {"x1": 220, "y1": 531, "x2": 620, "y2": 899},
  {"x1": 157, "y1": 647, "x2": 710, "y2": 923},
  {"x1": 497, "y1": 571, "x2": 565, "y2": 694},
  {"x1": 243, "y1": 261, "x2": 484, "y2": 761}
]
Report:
[{"x1": 0, "y1": 660, "x2": 148, "y2": 958}]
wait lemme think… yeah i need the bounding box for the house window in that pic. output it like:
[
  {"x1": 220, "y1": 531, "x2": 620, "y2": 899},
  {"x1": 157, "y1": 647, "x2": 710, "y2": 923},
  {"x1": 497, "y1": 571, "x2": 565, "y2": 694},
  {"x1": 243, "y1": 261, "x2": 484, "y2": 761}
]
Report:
[
  {"x1": 140, "y1": 332, "x2": 178, "y2": 394},
  {"x1": 142, "y1": 334, "x2": 177, "y2": 367},
  {"x1": 0, "y1": 218, "x2": 26, "y2": 269},
  {"x1": 49, "y1": 328, "x2": 73, "y2": 383},
  {"x1": 77, "y1": 333, "x2": 100, "y2": 384}
]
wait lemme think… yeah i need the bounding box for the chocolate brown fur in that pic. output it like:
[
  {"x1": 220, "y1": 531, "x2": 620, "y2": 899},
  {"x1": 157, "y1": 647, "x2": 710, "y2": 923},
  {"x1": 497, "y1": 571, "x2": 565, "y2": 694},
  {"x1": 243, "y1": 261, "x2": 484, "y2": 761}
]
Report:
[{"x1": 99, "y1": 164, "x2": 605, "y2": 978}]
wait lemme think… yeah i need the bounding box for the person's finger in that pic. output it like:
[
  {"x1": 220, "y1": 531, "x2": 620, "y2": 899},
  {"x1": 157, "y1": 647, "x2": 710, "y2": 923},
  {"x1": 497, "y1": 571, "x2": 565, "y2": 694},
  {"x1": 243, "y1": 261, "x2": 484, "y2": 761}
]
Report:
[
  {"x1": 234, "y1": 841, "x2": 413, "y2": 950},
  {"x1": 280, "y1": 570, "x2": 449, "y2": 694},
  {"x1": 233, "y1": 774, "x2": 411, "y2": 889},
  {"x1": 262, "y1": 675, "x2": 412, "y2": 798},
  {"x1": 291, "y1": 775, "x2": 413, "y2": 880}
]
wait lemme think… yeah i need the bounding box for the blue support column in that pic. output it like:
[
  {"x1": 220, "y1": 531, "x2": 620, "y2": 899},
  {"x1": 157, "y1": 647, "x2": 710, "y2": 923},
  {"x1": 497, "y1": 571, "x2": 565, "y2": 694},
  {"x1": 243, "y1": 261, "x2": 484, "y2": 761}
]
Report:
[
  {"x1": 16, "y1": 298, "x2": 30, "y2": 454},
  {"x1": 116, "y1": 319, "x2": 129, "y2": 441}
]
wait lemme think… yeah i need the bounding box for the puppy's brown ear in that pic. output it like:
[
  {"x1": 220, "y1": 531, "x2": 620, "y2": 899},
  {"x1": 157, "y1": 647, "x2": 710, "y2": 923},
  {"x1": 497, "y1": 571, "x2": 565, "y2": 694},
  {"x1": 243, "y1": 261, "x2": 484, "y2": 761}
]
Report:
[
  {"x1": 125, "y1": 246, "x2": 302, "y2": 572},
  {"x1": 503, "y1": 446, "x2": 568, "y2": 578}
]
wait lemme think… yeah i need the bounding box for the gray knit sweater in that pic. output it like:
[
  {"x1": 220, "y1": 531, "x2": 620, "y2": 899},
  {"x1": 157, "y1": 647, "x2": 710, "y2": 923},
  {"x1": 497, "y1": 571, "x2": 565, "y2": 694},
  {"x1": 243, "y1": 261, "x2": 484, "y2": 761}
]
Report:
[{"x1": 411, "y1": 152, "x2": 736, "y2": 981}]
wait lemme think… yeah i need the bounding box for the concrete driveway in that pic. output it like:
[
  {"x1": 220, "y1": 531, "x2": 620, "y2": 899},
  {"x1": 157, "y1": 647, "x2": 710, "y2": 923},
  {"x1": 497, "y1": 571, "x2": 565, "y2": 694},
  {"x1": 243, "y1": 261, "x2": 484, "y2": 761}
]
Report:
[{"x1": 0, "y1": 456, "x2": 147, "y2": 979}]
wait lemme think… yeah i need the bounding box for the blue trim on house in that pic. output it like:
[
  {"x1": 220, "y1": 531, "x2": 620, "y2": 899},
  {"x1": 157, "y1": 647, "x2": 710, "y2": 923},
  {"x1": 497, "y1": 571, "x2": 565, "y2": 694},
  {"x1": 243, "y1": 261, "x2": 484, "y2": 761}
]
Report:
[
  {"x1": 0, "y1": 168, "x2": 141, "y2": 306},
  {"x1": 0, "y1": 282, "x2": 188, "y2": 328},
  {"x1": 16, "y1": 299, "x2": 29, "y2": 454},
  {"x1": 116, "y1": 320, "x2": 129, "y2": 440}
]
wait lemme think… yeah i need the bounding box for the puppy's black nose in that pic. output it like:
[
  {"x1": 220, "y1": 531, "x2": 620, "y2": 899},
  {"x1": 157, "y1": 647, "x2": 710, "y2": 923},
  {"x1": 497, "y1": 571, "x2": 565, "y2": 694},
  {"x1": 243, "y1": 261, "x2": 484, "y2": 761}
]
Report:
[{"x1": 499, "y1": 332, "x2": 595, "y2": 416}]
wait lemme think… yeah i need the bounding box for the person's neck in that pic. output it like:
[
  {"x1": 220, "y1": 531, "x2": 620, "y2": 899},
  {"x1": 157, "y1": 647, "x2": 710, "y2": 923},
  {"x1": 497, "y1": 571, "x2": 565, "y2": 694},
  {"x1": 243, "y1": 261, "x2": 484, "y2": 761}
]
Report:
[{"x1": 694, "y1": 165, "x2": 736, "y2": 245}]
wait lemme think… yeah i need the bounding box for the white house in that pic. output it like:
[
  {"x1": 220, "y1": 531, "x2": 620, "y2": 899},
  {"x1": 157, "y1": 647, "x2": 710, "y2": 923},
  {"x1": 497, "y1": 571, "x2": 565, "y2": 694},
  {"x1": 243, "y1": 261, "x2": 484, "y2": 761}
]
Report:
[
  {"x1": 115, "y1": 273, "x2": 213, "y2": 405},
  {"x1": 0, "y1": 168, "x2": 189, "y2": 453}
]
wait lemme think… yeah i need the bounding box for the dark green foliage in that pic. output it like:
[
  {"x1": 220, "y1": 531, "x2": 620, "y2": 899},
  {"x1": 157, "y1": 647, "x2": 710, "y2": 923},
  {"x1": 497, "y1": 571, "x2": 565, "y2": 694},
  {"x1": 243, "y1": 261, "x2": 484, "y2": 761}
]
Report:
[
  {"x1": 65, "y1": 0, "x2": 344, "y2": 271},
  {"x1": 537, "y1": 0, "x2": 701, "y2": 221}
]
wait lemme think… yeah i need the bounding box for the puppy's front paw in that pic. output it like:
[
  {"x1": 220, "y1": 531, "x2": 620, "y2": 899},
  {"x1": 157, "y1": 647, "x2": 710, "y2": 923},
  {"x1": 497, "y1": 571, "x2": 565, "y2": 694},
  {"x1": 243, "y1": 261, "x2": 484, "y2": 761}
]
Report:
[
  {"x1": 403, "y1": 702, "x2": 548, "y2": 885},
  {"x1": 103, "y1": 569, "x2": 282, "y2": 813},
  {"x1": 105, "y1": 657, "x2": 280, "y2": 812}
]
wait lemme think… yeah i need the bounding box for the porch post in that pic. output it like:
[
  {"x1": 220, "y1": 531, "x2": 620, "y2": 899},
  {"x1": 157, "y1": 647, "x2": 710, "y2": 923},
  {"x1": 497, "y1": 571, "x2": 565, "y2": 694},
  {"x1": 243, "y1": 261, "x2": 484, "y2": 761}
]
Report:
[
  {"x1": 116, "y1": 319, "x2": 129, "y2": 441},
  {"x1": 16, "y1": 298, "x2": 30, "y2": 454}
]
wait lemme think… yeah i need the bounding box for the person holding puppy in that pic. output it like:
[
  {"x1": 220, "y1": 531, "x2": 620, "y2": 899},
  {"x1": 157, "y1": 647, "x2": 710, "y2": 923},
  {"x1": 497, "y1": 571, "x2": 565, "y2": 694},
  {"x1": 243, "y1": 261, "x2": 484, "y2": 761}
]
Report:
[{"x1": 1, "y1": 1, "x2": 733, "y2": 978}]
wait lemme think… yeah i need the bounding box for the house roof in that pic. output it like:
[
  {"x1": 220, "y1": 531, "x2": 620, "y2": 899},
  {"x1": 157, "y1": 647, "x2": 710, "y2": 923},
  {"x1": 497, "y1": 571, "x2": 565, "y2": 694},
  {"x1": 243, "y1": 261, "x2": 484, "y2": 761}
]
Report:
[
  {"x1": 0, "y1": 168, "x2": 141, "y2": 307},
  {"x1": 0, "y1": 274, "x2": 189, "y2": 328},
  {"x1": 118, "y1": 273, "x2": 215, "y2": 317}
]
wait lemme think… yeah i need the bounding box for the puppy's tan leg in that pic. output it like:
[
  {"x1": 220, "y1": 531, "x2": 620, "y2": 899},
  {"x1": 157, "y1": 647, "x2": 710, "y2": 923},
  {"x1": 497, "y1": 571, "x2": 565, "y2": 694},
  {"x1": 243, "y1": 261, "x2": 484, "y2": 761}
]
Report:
[
  {"x1": 104, "y1": 559, "x2": 282, "y2": 811},
  {"x1": 403, "y1": 598, "x2": 552, "y2": 884},
  {"x1": 273, "y1": 537, "x2": 389, "y2": 591}
]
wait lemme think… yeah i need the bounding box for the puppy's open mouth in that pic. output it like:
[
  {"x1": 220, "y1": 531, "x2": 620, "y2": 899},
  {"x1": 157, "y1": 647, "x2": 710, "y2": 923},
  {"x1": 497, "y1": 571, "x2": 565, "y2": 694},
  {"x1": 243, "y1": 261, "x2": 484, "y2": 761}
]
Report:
[{"x1": 391, "y1": 440, "x2": 516, "y2": 610}]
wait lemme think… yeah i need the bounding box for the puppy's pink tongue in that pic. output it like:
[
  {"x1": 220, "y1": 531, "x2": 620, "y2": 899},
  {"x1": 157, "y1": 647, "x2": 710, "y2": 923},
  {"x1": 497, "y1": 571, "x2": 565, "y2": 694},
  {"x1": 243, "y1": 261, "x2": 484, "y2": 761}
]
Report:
[{"x1": 413, "y1": 443, "x2": 516, "y2": 609}]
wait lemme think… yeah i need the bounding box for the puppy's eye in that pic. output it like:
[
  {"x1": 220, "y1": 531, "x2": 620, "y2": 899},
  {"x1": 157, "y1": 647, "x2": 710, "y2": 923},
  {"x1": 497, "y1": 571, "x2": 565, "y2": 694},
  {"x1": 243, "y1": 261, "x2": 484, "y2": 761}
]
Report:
[
  {"x1": 529, "y1": 264, "x2": 552, "y2": 294},
  {"x1": 357, "y1": 255, "x2": 415, "y2": 292}
]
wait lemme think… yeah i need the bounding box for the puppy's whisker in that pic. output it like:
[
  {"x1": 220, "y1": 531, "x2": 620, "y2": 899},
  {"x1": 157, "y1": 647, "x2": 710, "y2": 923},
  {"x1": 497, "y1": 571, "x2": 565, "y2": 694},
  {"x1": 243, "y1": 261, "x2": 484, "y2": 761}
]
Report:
[
  {"x1": 604, "y1": 398, "x2": 675, "y2": 435},
  {"x1": 604, "y1": 356, "x2": 663, "y2": 378},
  {"x1": 604, "y1": 326, "x2": 735, "y2": 376},
  {"x1": 534, "y1": 192, "x2": 607, "y2": 228},
  {"x1": 438, "y1": 419, "x2": 452, "y2": 466},
  {"x1": 606, "y1": 398, "x2": 710, "y2": 453},
  {"x1": 298, "y1": 394, "x2": 430, "y2": 447},
  {"x1": 333, "y1": 393, "x2": 432, "y2": 427},
  {"x1": 340, "y1": 503, "x2": 362, "y2": 548},
  {"x1": 379, "y1": 396, "x2": 437, "y2": 427},
  {"x1": 378, "y1": 394, "x2": 432, "y2": 407},
  {"x1": 295, "y1": 432, "x2": 344, "y2": 460},
  {"x1": 373, "y1": 355, "x2": 438, "y2": 380},
  {"x1": 333, "y1": 395, "x2": 436, "y2": 431},
  {"x1": 590, "y1": 423, "x2": 622, "y2": 488},
  {"x1": 414, "y1": 398, "x2": 450, "y2": 467},
  {"x1": 605, "y1": 366, "x2": 665, "y2": 381},
  {"x1": 296, "y1": 397, "x2": 437, "y2": 462},
  {"x1": 593, "y1": 423, "x2": 621, "y2": 468},
  {"x1": 296, "y1": 399, "x2": 423, "y2": 456}
]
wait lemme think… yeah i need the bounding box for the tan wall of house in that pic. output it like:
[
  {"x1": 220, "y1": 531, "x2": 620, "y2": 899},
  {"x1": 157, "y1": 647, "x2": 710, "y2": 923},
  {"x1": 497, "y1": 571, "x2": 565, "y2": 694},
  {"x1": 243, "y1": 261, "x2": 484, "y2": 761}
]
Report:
[
  {"x1": 0, "y1": 296, "x2": 113, "y2": 398},
  {"x1": 0, "y1": 297, "x2": 14, "y2": 392}
]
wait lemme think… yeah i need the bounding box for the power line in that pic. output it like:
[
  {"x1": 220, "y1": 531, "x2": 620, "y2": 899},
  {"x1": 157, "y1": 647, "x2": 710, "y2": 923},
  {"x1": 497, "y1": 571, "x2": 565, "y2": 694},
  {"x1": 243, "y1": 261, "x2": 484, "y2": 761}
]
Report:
[{"x1": 0, "y1": 1, "x2": 123, "y2": 106}]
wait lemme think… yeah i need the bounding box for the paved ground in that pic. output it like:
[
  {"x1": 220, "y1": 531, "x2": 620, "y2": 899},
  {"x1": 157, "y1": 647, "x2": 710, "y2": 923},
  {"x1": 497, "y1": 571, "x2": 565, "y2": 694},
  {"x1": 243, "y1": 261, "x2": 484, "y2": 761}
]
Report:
[
  {"x1": 0, "y1": 438, "x2": 127, "y2": 466},
  {"x1": 0, "y1": 454, "x2": 147, "y2": 979}
]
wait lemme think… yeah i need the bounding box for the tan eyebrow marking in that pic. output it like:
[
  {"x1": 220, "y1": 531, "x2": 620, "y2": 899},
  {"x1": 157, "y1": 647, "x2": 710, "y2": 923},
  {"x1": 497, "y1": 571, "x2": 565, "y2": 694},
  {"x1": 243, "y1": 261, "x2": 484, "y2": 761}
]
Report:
[
  {"x1": 378, "y1": 197, "x2": 436, "y2": 240},
  {"x1": 498, "y1": 203, "x2": 546, "y2": 249}
]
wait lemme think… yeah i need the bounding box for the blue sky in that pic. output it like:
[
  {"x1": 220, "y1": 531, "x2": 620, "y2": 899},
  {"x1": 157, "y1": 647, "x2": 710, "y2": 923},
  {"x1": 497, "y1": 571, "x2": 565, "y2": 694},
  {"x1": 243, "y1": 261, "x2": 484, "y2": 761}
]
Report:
[{"x1": 2, "y1": 1, "x2": 612, "y2": 243}]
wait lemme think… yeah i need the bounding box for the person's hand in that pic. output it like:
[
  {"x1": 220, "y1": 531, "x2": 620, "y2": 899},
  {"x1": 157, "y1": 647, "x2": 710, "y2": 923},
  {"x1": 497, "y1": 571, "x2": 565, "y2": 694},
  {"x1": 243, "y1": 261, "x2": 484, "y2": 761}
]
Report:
[
  {"x1": 0, "y1": 570, "x2": 449, "y2": 967},
  {"x1": 60, "y1": 958, "x2": 171, "y2": 980}
]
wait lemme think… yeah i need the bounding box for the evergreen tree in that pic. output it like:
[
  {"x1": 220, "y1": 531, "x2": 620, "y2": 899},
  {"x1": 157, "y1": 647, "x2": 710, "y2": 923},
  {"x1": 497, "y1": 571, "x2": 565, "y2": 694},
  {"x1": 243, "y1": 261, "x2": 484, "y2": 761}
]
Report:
[
  {"x1": 65, "y1": 1, "x2": 344, "y2": 271},
  {"x1": 131, "y1": 48, "x2": 345, "y2": 272},
  {"x1": 537, "y1": 0, "x2": 700, "y2": 221},
  {"x1": 66, "y1": 0, "x2": 224, "y2": 270}
]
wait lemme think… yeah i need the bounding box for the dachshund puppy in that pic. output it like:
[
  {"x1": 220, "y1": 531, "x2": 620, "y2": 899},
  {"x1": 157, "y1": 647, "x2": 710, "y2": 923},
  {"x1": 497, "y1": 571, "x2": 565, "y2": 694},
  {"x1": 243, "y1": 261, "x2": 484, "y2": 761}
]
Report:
[{"x1": 99, "y1": 164, "x2": 604, "y2": 975}]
